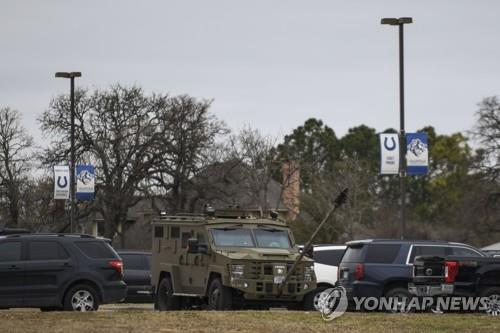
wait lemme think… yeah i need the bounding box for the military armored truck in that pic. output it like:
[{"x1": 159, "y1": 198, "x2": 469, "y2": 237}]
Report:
[{"x1": 151, "y1": 209, "x2": 316, "y2": 310}]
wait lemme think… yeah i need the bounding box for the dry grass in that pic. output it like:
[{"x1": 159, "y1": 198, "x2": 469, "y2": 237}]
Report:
[{"x1": 1, "y1": 306, "x2": 499, "y2": 333}]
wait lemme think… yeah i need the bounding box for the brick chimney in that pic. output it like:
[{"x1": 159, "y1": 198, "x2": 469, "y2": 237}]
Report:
[{"x1": 281, "y1": 161, "x2": 300, "y2": 221}]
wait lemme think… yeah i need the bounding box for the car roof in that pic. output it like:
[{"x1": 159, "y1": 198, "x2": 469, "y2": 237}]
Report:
[
  {"x1": 117, "y1": 250, "x2": 152, "y2": 255},
  {"x1": 313, "y1": 244, "x2": 346, "y2": 251},
  {"x1": 345, "y1": 239, "x2": 477, "y2": 248},
  {"x1": 0, "y1": 233, "x2": 103, "y2": 241}
]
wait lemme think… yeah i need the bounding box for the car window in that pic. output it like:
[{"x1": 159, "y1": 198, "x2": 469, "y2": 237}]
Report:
[
  {"x1": 314, "y1": 249, "x2": 345, "y2": 266},
  {"x1": 75, "y1": 241, "x2": 118, "y2": 259},
  {"x1": 0, "y1": 241, "x2": 22, "y2": 262},
  {"x1": 365, "y1": 244, "x2": 401, "y2": 264},
  {"x1": 29, "y1": 241, "x2": 69, "y2": 260},
  {"x1": 121, "y1": 254, "x2": 145, "y2": 270},
  {"x1": 342, "y1": 246, "x2": 364, "y2": 263},
  {"x1": 450, "y1": 247, "x2": 481, "y2": 257},
  {"x1": 408, "y1": 245, "x2": 447, "y2": 263}
]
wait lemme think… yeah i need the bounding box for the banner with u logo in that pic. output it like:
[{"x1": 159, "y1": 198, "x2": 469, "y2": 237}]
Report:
[
  {"x1": 379, "y1": 133, "x2": 399, "y2": 175},
  {"x1": 54, "y1": 165, "x2": 70, "y2": 200}
]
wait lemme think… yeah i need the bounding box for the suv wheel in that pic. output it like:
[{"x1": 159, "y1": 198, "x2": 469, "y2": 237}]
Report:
[
  {"x1": 64, "y1": 284, "x2": 99, "y2": 312},
  {"x1": 207, "y1": 278, "x2": 232, "y2": 310},
  {"x1": 157, "y1": 277, "x2": 180, "y2": 311},
  {"x1": 385, "y1": 287, "x2": 412, "y2": 313},
  {"x1": 480, "y1": 287, "x2": 500, "y2": 315}
]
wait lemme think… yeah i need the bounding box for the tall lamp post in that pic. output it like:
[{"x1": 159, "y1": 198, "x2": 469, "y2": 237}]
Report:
[
  {"x1": 55, "y1": 71, "x2": 82, "y2": 234},
  {"x1": 381, "y1": 17, "x2": 412, "y2": 239}
]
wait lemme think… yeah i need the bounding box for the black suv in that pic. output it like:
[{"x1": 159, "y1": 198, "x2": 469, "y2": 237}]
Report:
[
  {"x1": 338, "y1": 239, "x2": 485, "y2": 300},
  {"x1": 0, "y1": 233, "x2": 127, "y2": 311}
]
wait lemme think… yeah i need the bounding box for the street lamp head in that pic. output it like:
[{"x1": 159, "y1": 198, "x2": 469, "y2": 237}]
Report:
[
  {"x1": 55, "y1": 72, "x2": 82, "y2": 78},
  {"x1": 381, "y1": 17, "x2": 413, "y2": 25}
]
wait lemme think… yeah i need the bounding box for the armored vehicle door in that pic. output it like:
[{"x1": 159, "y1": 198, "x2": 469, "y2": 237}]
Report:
[{"x1": 178, "y1": 227, "x2": 209, "y2": 295}]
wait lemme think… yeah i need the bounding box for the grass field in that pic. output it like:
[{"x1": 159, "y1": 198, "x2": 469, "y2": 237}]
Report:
[{"x1": 1, "y1": 306, "x2": 499, "y2": 333}]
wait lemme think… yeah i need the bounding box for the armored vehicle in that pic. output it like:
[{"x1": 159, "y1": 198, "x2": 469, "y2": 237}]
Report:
[{"x1": 151, "y1": 209, "x2": 316, "y2": 310}]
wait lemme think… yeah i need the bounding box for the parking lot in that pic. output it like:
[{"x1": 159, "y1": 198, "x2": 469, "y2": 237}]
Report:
[{"x1": 1, "y1": 306, "x2": 499, "y2": 333}]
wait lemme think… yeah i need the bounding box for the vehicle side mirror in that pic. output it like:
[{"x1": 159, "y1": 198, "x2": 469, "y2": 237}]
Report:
[
  {"x1": 198, "y1": 244, "x2": 209, "y2": 255},
  {"x1": 187, "y1": 238, "x2": 199, "y2": 254}
]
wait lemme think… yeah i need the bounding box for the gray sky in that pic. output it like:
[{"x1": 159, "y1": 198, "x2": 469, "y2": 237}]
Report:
[{"x1": 1, "y1": 0, "x2": 499, "y2": 144}]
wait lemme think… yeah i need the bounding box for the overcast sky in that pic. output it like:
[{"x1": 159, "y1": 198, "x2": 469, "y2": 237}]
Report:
[{"x1": 1, "y1": 0, "x2": 499, "y2": 144}]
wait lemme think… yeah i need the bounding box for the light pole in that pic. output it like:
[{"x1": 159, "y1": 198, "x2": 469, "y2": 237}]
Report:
[
  {"x1": 55, "y1": 71, "x2": 82, "y2": 234},
  {"x1": 381, "y1": 17, "x2": 412, "y2": 239}
]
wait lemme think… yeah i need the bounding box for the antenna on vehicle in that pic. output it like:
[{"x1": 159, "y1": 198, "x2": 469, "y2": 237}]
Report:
[{"x1": 277, "y1": 188, "x2": 349, "y2": 297}]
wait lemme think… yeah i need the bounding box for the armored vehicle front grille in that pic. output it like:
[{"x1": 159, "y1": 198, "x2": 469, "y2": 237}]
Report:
[{"x1": 247, "y1": 261, "x2": 304, "y2": 280}]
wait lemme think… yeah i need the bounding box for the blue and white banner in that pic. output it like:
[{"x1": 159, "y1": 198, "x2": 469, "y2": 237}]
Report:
[
  {"x1": 406, "y1": 133, "x2": 429, "y2": 175},
  {"x1": 76, "y1": 165, "x2": 95, "y2": 201},
  {"x1": 380, "y1": 133, "x2": 399, "y2": 175},
  {"x1": 54, "y1": 165, "x2": 70, "y2": 200}
]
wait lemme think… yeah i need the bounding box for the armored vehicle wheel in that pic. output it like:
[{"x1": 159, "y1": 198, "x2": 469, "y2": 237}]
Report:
[
  {"x1": 207, "y1": 278, "x2": 232, "y2": 310},
  {"x1": 157, "y1": 276, "x2": 180, "y2": 311}
]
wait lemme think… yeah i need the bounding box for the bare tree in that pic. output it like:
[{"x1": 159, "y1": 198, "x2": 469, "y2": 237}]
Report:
[
  {"x1": 0, "y1": 107, "x2": 34, "y2": 227},
  {"x1": 40, "y1": 85, "x2": 169, "y2": 244},
  {"x1": 225, "y1": 127, "x2": 281, "y2": 215},
  {"x1": 150, "y1": 95, "x2": 228, "y2": 212}
]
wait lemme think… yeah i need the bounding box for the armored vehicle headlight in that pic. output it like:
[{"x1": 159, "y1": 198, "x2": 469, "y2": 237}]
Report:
[
  {"x1": 231, "y1": 264, "x2": 245, "y2": 280},
  {"x1": 304, "y1": 265, "x2": 314, "y2": 282}
]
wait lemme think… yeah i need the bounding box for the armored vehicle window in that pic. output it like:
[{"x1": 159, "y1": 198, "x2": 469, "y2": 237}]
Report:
[
  {"x1": 212, "y1": 228, "x2": 255, "y2": 247},
  {"x1": 154, "y1": 226, "x2": 164, "y2": 238},
  {"x1": 181, "y1": 232, "x2": 190, "y2": 248},
  {"x1": 197, "y1": 232, "x2": 206, "y2": 243},
  {"x1": 0, "y1": 241, "x2": 22, "y2": 262},
  {"x1": 171, "y1": 227, "x2": 180, "y2": 239},
  {"x1": 253, "y1": 229, "x2": 291, "y2": 248}
]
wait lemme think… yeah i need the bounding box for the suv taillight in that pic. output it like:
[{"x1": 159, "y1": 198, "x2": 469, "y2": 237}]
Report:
[
  {"x1": 444, "y1": 261, "x2": 458, "y2": 283},
  {"x1": 355, "y1": 263, "x2": 364, "y2": 280},
  {"x1": 109, "y1": 260, "x2": 123, "y2": 276}
]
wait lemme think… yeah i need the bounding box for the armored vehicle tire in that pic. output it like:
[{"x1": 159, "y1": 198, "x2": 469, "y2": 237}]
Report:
[
  {"x1": 207, "y1": 278, "x2": 232, "y2": 310},
  {"x1": 157, "y1": 277, "x2": 180, "y2": 311},
  {"x1": 63, "y1": 284, "x2": 100, "y2": 312}
]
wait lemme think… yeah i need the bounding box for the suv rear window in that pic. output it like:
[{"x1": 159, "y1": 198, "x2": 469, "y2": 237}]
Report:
[
  {"x1": 365, "y1": 244, "x2": 401, "y2": 264},
  {"x1": 75, "y1": 241, "x2": 118, "y2": 259},
  {"x1": 121, "y1": 254, "x2": 146, "y2": 270},
  {"x1": 408, "y1": 245, "x2": 447, "y2": 263},
  {"x1": 314, "y1": 249, "x2": 345, "y2": 266},
  {"x1": 342, "y1": 246, "x2": 364, "y2": 262}
]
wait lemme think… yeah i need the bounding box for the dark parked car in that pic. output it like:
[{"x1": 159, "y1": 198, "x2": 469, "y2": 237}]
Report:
[
  {"x1": 117, "y1": 250, "x2": 153, "y2": 302},
  {"x1": 338, "y1": 239, "x2": 485, "y2": 301},
  {"x1": 0, "y1": 233, "x2": 127, "y2": 311}
]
